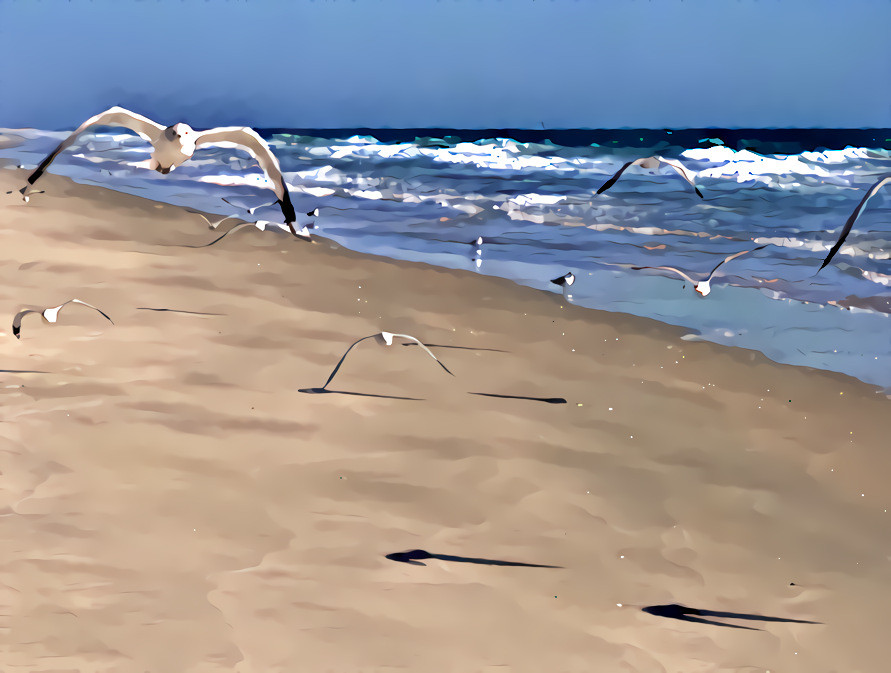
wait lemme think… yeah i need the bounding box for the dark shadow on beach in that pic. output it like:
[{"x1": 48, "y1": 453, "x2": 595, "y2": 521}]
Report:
[
  {"x1": 298, "y1": 387, "x2": 422, "y2": 401},
  {"x1": 137, "y1": 307, "x2": 225, "y2": 316},
  {"x1": 470, "y1": 392, "x2": 567, "y2": 404},
  {"x1": 386, "y1": 549, "x2": 562, "y2": 568},
  {"x1": 1, "y1": 369, "x2": 49, "y2": 374},
  {"x1": 402, "y1": 343, "x2": 509, "y2": 353},
  {"x1": 642, "y1": 604, "x2": 822, "y2": 631}
]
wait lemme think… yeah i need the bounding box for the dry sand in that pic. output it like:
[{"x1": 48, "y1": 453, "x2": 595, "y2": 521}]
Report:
[{"x1": 1, "y1": 167, "x2": 889, "y2": 673}]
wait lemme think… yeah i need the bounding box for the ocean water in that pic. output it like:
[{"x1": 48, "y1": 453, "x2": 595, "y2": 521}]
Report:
[{"x1": 2, "y1": 127, "x2": 890, "y2": 390}]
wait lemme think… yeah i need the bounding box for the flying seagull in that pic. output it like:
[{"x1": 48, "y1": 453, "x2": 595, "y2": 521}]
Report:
[
  {"x1": 17, "y1": 106, "x2": 305, "y2": 237},
  {"x1": 597, "y1": 156, "x2": 703, "y2": 198},
  {"x1": 632, "y1": 245, "x2": 767, "y2": 296},
  {"x1": 5, "y1": 188, "x2": 44, "y2": 202},
  {"x1": 186, "y1": 211, "x2": 243, "y2": 230},
  {"x1": 184, "y1": 220, "x2": 313, "y2": 247},
  {"x1": 13, "y1": 299, "x2": 113, "y2": 338},
  {"x1": 818, "y1": 174, "x2": 891, "y2": 272},
  {"x1": 318, "y1": 331, "x2": 454, "y2": 390},
  {"x1": 550, "y1": 272, "x2": 575, "y2": 288}
]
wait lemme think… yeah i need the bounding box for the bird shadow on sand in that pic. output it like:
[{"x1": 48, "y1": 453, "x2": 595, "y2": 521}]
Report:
[
  {"x1": 641, "y1": 604, "x2": 822, "y2": 631},
  {"x1": 385, "y1": 549, "x2": 562, "y2": 568},
  {"x1": 402, "y1": 343, "x2": 509, "y2": 353},
  {"x1": 136, "y1": 307, "x2": 225, "y2": 316},
  {"x1": 298, "y1": 387, "x2": 422, "y2": 401},
  {"x1": 469, "y1": 392, "x2": 567, "y2": 404},
  {"x1": 1, "y1": 369, "x2": 50, "y2": 374}
]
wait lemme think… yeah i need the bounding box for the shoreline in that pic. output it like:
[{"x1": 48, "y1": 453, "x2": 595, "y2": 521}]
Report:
[{"x1": 2, "y1": 168, "x2": 890, "y2": 671}]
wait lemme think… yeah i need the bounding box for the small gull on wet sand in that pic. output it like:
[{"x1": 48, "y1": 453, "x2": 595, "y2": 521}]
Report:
[
  {"x1": 13, "y1": 299, "x2": 113, "y2": 338},
  {"x1": 597, "y1": 156, "x2": 703, "y2": 198},
  {"x1": 550, "y1": 272, "x2": 575, "y2": 288},
  {"x1": 631, "y1": 245, "x2": 767, "y2": 297}
]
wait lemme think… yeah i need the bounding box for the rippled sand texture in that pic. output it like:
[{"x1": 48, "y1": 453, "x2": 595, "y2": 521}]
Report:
[{"x1": 1, "y1": 168, "x2": 890, "y2": 672}]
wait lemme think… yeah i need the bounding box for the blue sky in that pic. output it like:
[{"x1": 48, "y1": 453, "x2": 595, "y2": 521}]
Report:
[{"x1": 1, "y1": 0, "x2": 889, "y2": 130}]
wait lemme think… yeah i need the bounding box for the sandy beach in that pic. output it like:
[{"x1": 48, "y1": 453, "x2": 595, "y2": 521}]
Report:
[{"x1": 1, "y1": 165, "x2": 889, "y2": 672}]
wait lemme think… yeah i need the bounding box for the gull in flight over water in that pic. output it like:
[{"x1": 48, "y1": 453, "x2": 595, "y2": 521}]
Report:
[
  {"x1": 18, "y1": 106, "x2": 306, "y2": 237},
  {"x1": 13, "y1": 299, "x2": 113, "y2": 338},
  {"x1": 317, "y1": 331, "x2": 454, "y2": 391},
  {"x1": 597, "y1": 156, "x2": 703, "y2": 198},
  {"x1": 818, "y1": 174, "x2": 891, "y2": 272},
  {"x1": 632, "y1": 245, "x2": 767, "y2": 296}
]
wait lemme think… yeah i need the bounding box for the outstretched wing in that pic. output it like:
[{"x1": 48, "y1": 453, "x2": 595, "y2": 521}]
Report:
[
  {"x1": 631, "y1": 265, "x2": 698, "y2": 285},
  {"x1": 11, "y1": 309, "x2": 39, "y2": 339},
  {"x1": 194, "y1": 127, "x2": 297, "y2": 225},
  {"x1": 62, "y1": 299, "x2": 115, "y2": 325},
  {"x1": 320, "y1": 335, "x2": 376, "y2": 389},
  {"x1": 657, "y1": 157, "x2": 703, "y2": 198},
  {"x1": 182, "y1": 222, "x2": 256, "y2": 248},
  {"x1": 706, "y1": 245, "x2": 767, "y2": 281},
  {"x1": 818, "y1": 175, "x2": 891, "y2": 272},
  {"x1": 596, "y1": 159, "x2": 642, "y2": 195},
  {"x1": 26, "y1": 107, "x2": 164, "y2": 188},
  {"x1": 389, "y1": 333, "x2": 454, "y2": 376}
]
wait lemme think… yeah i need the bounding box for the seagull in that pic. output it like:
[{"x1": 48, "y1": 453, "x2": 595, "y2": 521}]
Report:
[
  {"x1": 13, "y1": 299, "x2": 113, "y2": 338},
  {"x1": 187, "y1": 211, "x2": 243, "y2": 230},
  {"x1": 597, "y1": 156, "x2": 703, "y2": 198},
  {"x1": 818, "y1": 174, "x2": 891, "y2": 272},
  {"x1": 318, "y1": 331, "x2": 454, "y2": 390},
  {"x1": 18, "y1": 106, "x2": 305, "y2": 237},
  {"x1": 223, "y1": 198, "x2": 319, "y2": 219},
  {"x1": 632, "y1": 245, "x2": 767, "y2": 296},
  {"x1": 550, "y1": 272, "x2": 575, "y2": 288},
  {"x1": 185, "y1": 220, "x2": 313, "y2": 247},
  {"x1": 5, "y1": 188, "x2": 44, "y2": 202}
]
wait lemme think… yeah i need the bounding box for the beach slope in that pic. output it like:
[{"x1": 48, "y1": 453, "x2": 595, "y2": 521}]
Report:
[{"x1": 1, "y1": 168, "x2": 889, "y2": 672}]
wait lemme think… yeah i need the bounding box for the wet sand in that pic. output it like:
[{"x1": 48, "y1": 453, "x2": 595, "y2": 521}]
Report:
[{"x1": 1, "y1": 167, "x2": 889, "y2": 673}]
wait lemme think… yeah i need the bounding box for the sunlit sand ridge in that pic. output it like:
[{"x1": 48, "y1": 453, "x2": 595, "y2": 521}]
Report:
[{"x1": 1, "y1": 168, "x2": 889, "y2": 672}]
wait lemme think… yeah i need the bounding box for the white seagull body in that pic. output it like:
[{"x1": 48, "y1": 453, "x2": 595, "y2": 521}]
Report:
[
  {"x1": 19, "y1": 106, "x2": 304, "y2": 236},
  {"x1": 597, "y1": 156, "x2": 703, "y2": 198},
  {"x1": 818, "y1": 174, "x2": 891, "y2": 272},
  {"x1": 632, "y1": 246, "x2": 767, "y2": 296},
  {"x1": 13, "y1": 299, "x2": 113, "y2": 338}
]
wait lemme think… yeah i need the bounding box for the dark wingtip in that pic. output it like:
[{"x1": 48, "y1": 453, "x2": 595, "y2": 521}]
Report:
[
  {"x1": 695, "y1": 188, "x2": 704, "y2": 198},
  {"x1": 13, "y1": 325, "x2": 21, "y2": 339}
]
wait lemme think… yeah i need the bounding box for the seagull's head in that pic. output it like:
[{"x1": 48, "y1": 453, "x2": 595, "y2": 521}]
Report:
[
  {"x1": 694, "y1": 280, "x2": 711, "y2": 297},
  {"x1": 164, "y1": 123, "x2": 193, "y2": 141}
]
